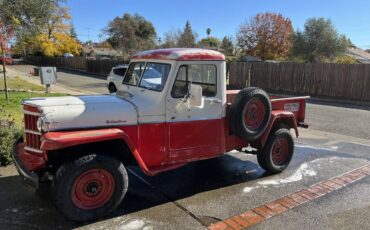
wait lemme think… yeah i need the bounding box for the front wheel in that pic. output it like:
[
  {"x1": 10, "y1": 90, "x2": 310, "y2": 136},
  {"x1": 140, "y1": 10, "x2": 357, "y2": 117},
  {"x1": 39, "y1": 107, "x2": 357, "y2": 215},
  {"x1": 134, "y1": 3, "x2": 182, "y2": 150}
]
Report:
[
  {"x1": 257, "y1": 128, "x2": 294, "y2": 174},
  {"x1": 54, "y1": 154, "x2": 128, "y2": 222}
]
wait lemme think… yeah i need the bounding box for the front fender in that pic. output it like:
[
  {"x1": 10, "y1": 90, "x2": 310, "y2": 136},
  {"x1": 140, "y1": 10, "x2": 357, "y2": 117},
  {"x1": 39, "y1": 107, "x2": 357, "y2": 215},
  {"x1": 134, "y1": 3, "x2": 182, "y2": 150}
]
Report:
[
  {"x1": 260, "y1": 110, "x2": 298, "y2": 146},
  {"x1": 41, "y1": 128, "x2": 151, "y2": 174}
]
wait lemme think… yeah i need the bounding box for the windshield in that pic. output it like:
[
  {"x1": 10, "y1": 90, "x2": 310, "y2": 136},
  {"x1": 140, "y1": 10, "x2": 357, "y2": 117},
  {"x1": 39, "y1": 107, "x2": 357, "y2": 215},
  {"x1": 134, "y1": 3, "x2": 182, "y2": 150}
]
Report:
[{"x1": 123, "y1": 62, "x2": 171, "y2": 92}]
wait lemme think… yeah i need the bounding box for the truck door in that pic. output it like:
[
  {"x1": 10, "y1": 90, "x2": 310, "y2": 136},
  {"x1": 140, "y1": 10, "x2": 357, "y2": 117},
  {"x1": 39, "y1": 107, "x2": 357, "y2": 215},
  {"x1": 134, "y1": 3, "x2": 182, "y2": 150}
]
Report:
[{"x1": 166, "y1": 62, "x2": 223, "y2": 161}]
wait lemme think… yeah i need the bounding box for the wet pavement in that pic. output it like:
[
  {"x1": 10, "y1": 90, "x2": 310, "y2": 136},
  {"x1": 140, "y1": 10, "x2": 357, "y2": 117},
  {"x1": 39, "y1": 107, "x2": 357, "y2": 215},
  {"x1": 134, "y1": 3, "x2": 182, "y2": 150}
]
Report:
[{"x1": 1, "y1": 128, "x2": 369, "y2": 230}]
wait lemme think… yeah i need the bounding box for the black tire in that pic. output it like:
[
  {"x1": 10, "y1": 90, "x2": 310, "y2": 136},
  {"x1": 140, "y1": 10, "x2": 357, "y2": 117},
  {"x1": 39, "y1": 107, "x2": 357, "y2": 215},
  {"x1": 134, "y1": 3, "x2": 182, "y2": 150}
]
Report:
[
  {"x1": 230, "y1": 87, "x2": 271, "y2": 141},
  {"x1": 108, "y1": 83, "x2": 117, "y2": 93},
  {"x1": 54, "y1": 154, "x2": 128, "y2": 222},
  {"x1": 257, "y1": 128, "x2": 294, "y2": 173}
]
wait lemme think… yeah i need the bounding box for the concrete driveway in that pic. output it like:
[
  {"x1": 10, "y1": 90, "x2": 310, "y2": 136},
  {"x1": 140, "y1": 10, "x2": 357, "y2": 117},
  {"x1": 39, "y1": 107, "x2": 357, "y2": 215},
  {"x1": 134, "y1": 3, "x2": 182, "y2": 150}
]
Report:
[
  {"x1": 2, "y1": 65, "x2": 370, "y2": 230},
  {"x1": 1, "y1": 128, "x2": 369, "y2": 230}
]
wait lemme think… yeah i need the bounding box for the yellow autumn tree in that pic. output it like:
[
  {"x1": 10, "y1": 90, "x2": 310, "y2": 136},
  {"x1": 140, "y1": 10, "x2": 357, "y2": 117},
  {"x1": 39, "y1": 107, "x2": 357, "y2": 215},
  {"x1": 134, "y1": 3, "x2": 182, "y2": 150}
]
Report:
[{"x1": 31, "y1": 5, "x2": 82, "y2": 56}]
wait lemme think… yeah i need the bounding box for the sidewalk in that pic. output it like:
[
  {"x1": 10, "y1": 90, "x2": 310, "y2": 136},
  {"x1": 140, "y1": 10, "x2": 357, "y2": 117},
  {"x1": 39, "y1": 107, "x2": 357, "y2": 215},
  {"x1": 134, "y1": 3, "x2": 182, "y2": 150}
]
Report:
[{"x1": 5, "y1": 65, "x2": 96, "y2": 95}]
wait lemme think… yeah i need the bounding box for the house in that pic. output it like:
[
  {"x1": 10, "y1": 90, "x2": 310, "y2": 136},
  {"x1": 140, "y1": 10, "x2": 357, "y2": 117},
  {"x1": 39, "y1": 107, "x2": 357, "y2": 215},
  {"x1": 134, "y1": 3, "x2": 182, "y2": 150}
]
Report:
[
  {"x1": 239, "y1": 55, "x2": 262, "y2": 62},
  {"x1": 82, "y1": 47, "x2": 124, "y2": 60},
  {"x1": 345, "y1": 47, "x2": 370, "y2": 64}
]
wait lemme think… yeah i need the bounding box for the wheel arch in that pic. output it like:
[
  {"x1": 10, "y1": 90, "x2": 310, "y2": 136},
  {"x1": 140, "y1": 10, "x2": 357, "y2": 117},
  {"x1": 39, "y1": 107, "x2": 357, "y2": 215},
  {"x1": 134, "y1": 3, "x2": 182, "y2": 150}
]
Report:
[
  {"x1": 42, "y1": 129, "x2": 151, "y2": 175},
  {"x1": 259, "y1": 111, "x2": 298, "y2": 147}
]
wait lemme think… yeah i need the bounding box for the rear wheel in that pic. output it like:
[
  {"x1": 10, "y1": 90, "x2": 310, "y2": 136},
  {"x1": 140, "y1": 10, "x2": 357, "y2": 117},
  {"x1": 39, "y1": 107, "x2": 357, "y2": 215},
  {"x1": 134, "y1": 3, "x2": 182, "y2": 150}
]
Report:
[
  {"x1": 54, "y1": 154, "x2": 128, "y2": 222},
  {"x1": 108, "y1": 83, "x2": 117, "y2": 93},
  {"x1": 257, "y1": 128, "x2": 294, "y2": 173}
]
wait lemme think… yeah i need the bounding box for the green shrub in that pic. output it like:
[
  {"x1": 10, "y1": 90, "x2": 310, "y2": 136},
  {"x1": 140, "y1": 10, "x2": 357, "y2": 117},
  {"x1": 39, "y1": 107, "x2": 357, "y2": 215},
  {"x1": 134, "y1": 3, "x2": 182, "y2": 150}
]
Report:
[
  {"x1": 0, "y1": 125, "x2": 22, "y2": 167},
  {"x1": 335, "y1": 55, "x2": 358, "y2": 64}
]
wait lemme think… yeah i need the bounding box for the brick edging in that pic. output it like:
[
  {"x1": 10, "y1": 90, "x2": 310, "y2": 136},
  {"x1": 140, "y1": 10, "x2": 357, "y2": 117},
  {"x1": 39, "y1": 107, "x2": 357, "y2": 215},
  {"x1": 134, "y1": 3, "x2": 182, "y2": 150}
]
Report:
[{"x1": 208, "y1": 164, "x2": 370, "y2": 230}]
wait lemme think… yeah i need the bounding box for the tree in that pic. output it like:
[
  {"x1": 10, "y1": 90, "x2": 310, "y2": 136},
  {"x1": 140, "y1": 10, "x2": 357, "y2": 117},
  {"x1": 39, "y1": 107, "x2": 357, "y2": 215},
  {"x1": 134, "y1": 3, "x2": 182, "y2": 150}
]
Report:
[
  {"x1": 33, "y1": 32, "x2": 81, "y2": 56},
  {"x1": 0, "y1": 0, "x2": 59, "y2": 100},
  {"x1": 0, "y1": 0, "x2": 60, "y2": 31},
  {"x1": 220, "y1": 36, "x2": 234, "y2": 56},
  {"x1": 161, "y1": 28, "x2": 182, "y2": 48},
  {"x1": 105, "y1": 13, "x2": 156, "y2": 55},
  {"x1": 178, "y1": 21, "x2": 196, "y2": 48},
  {"x1": 237, "y1": 13, "x2": 293, "y2": 60},
  {"x1": 291, "y1": 18, "x2": 351, "y2": 63},
  {"x1": 27, "y1": 5, "x2": 81, "y2": 56},
  {"x1": 206, "y1": 28, "x2": 211, "y2": 37},
  {"x1": 69, "y1": 23, "x2": 78, "y2": 39},
  {"x1": 0, "y1": 21, "x2": 14, "y2": 101},
  {"x1": 198, "y1": 37, "x2": 220, "y2": 48},
  {"x1": 0, "y1": 0, "x2": 63, "y2": 54}
]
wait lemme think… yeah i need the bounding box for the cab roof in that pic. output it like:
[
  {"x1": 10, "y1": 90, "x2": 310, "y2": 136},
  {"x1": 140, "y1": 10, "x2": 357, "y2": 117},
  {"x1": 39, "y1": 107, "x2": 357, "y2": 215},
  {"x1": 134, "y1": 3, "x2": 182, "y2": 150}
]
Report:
[{"x1": 132, "y1": 48, "x2": 225, "y2": 61}]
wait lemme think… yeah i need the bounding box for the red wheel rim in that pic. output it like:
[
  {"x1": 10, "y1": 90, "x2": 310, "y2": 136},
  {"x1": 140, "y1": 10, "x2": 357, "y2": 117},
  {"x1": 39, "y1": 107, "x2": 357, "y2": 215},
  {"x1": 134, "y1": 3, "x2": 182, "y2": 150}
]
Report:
[
  {"x1": 271, "y1": 138, "x2": 289, "y2": 165},
  {"x1": 243, "y1": 98, "x2": 266, "y2": 130},
  {"x1": 71, "y1": 169, "x2": 115, "y2": 210}
]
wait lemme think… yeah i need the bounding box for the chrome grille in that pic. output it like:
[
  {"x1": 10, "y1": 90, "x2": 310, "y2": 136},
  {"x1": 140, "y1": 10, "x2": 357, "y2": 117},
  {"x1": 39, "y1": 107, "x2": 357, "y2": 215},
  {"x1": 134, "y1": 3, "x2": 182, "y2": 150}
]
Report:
[{"x1": 23, "y1": 105, "x2": 43, "y2": 154}]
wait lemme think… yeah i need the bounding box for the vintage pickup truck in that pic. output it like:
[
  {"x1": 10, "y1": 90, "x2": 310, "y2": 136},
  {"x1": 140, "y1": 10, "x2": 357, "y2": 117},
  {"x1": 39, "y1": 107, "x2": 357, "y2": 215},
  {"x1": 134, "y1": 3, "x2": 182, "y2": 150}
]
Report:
[{"x1": 13, "y1": 48, "x2": 308, "y2": 221}]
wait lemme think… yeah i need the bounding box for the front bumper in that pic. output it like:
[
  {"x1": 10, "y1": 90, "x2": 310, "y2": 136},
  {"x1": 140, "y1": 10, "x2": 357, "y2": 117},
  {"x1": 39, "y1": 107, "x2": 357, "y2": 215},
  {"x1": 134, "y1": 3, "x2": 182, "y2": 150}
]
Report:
[{"x1": 12, "y1": 139, "x2": 40, "y2": 188}]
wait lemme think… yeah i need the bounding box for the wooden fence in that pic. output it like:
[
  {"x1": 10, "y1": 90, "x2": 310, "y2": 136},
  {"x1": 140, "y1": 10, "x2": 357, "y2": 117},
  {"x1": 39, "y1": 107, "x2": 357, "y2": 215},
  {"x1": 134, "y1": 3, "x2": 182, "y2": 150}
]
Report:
[
  {"x1": 25, "y1": 56, "x2": 128, "y2": 75},
  {"x1": 228, "y1": 62, "x2": 370, "y2": 101}
]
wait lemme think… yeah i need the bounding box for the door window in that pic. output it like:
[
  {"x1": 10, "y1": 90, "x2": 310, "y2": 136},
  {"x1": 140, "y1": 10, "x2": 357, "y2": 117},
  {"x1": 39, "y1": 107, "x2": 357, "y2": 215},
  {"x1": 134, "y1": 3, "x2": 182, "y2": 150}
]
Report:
[
  {"x1": 139, "y1": 63, "x2": 171, "y2": 91},
  {"x1": 171, "y1": 64, "x2": 217, "y2": 98}
]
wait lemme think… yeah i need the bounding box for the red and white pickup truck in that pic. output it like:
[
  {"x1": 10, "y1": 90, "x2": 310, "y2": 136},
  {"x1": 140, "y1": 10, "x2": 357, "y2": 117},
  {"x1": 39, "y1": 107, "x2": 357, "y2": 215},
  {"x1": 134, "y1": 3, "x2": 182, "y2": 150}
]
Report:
[{"x1": 13, "y1": 48, "x2": 309, "y2": 221}]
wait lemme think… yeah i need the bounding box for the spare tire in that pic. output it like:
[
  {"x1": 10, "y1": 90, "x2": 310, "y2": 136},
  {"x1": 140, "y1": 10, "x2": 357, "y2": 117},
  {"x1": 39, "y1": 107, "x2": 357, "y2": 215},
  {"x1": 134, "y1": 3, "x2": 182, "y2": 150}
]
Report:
[{"x1": 230, "y1": 87, "x2": 271, "y2": 141}]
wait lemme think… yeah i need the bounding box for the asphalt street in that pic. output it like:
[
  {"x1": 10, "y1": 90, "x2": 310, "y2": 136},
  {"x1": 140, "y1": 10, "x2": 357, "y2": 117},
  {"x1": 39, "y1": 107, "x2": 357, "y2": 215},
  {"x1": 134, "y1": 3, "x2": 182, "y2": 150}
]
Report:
[{"x1": 1, "y1": 64, "x2": 369, "y2": 230}]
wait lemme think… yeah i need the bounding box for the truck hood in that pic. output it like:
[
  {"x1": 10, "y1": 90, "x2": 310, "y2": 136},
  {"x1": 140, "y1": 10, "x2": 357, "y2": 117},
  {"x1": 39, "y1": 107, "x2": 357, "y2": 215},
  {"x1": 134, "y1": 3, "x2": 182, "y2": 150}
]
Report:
[{"x1": 24, "y1": 95, "x2": 137, "y2": 131}]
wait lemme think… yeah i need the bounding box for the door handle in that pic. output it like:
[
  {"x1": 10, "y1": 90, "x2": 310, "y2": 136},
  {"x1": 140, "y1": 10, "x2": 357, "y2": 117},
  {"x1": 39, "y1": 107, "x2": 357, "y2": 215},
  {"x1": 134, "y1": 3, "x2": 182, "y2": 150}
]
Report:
[{"x1": 205, "y1": 98, "x2": 222, "y2": 104}]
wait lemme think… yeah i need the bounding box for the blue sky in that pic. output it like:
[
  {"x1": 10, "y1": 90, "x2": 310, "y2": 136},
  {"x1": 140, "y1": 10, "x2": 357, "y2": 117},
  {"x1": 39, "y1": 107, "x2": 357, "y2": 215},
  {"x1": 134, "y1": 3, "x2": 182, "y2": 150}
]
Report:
[{"x1": 67, "y1": 0, "x2": 370, "y2": 49}]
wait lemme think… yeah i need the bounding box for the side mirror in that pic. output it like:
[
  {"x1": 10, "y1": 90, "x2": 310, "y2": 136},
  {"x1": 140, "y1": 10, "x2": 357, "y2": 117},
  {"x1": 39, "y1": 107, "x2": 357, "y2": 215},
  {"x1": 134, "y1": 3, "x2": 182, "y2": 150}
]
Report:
[{"x1": 189, "y1": 84, "x2": 204, "y2": 107}]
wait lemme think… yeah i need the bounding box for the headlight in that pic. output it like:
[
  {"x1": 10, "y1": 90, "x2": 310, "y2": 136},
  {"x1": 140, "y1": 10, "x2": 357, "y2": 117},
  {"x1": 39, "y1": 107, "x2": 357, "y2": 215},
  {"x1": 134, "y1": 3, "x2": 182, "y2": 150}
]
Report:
[
  {"x1": 37, "y1": 117, "x2": 42, "y2": 132},
  {"x1": 36, "y1": 117, "x2": 50, "y2": 132}
]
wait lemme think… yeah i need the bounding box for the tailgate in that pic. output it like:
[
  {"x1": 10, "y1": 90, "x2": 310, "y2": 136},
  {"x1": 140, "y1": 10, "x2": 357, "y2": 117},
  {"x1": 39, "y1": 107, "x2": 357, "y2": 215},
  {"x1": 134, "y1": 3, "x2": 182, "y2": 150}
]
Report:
[{"x1": 271, "y1": 96, "x2": 310, "y2": 126}]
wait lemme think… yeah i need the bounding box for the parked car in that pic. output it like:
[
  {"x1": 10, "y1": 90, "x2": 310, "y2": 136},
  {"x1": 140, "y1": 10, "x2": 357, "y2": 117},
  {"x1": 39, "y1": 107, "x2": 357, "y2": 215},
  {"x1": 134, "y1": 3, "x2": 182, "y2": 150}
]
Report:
[
  {"x1": 0, "y1": 54, "x2": 13, "y2": 65},
  {"x1": 13, "y1": 48, "x2": 309, "y2": 222},
  {"x1": 106, "y1": 64, "x2": 128, "y2": 93},
  {"x1": 63, "y1": 53, "x2": 74, "y2": 58}
]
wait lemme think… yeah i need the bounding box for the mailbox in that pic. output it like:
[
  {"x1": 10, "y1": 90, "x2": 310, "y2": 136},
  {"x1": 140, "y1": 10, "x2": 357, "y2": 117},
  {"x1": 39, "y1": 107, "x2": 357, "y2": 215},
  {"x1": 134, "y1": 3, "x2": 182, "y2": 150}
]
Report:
[{"x1": 39, "y1": 67, "x2": 57, "y2": 85}]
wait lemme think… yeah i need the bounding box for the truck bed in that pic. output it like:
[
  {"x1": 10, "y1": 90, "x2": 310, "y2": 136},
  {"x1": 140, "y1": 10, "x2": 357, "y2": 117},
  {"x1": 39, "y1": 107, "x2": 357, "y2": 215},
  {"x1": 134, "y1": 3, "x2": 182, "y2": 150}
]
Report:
[{"x1": 226, "y1": 90, "x2": 310, "y2": 125}]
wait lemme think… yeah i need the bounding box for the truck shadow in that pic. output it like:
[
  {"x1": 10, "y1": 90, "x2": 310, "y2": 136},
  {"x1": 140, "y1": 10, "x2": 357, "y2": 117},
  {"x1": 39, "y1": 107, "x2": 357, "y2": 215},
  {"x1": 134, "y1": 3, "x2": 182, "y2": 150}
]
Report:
[
  {"x1": 0, "y1": 144, "x2": 364, "y2": 229},
  {"x1": 0, "y1": 154, "x2": 265, "y2": 229}
]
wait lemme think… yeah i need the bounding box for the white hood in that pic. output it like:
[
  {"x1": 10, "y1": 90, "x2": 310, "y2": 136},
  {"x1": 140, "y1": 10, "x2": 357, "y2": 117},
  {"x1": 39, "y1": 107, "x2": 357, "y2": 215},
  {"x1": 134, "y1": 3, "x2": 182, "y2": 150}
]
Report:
[{"x1": 24, "y1": 95, "x2": 137, "y2": 131}]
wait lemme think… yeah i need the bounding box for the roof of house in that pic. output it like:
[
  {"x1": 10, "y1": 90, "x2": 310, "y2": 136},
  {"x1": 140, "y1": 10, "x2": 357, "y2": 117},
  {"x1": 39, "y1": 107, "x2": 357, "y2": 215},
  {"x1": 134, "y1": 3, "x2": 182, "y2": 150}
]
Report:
[
  {"x1": 346, "y1": 48, "x2": 370, "y2": 64},
  {"x1": 132, "y1": 48, "x2": 225, "y2": 61},
  {"x1": 83, "y1": 47, "x2": 123, "y2": 57}
]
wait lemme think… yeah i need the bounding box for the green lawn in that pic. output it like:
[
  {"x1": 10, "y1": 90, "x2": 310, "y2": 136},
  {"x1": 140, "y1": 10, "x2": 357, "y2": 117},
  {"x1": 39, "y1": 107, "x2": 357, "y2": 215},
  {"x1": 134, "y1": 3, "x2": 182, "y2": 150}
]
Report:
[
  {"x1": 0, "y1": 76, "x2": 44, "y2": 91},
  {"x1": 0, "y1": 76, "x2": 67, "y2": 126},
  {"x1": 0, "y1": 91, "x2": 67, "y2": 127},
  {"x1": 0, "y1": 78, "x2": 67, "y2": 166}
]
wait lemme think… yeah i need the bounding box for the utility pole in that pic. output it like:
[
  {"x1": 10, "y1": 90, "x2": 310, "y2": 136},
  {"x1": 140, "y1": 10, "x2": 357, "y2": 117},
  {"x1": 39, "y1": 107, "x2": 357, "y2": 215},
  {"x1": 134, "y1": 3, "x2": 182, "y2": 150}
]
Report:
[{"x1": 85, "y1": 27, "x2": 91, "y2": 45}]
